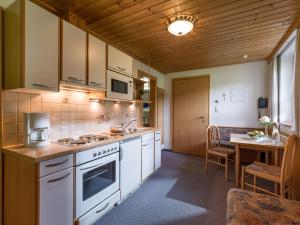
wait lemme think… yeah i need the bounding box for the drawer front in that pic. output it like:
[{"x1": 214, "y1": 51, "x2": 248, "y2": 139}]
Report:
[
  {"x1": 39, "y1": 154, "x2": 73, "y2": 177},
  {"x1": 142, "y1": 132, "x2": 154, "y2": 142},
  {"x1": 77, "y1": 191, "x2": 120, "y2": 225}
]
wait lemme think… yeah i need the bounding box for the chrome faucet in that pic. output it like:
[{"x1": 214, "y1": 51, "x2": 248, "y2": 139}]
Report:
[{"x1": 121, "y1": 118, "x2": 137, "y2": 128}]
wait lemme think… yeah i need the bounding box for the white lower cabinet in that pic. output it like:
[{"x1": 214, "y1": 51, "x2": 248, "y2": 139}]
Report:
[
  {"x1": 142, "y1": 133, "x2": 155, "y2": 181},
  {"x1": 120, "y1": 137, "x2": 142, "y2": 199},
  {"x1": 39, "y1": 167, "x2": 74, "y2": 225}
]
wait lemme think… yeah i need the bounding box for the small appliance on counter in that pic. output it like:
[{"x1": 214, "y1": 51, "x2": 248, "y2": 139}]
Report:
[{"x1": 24, "y1": 112, "x2": 50, "y2": 148}]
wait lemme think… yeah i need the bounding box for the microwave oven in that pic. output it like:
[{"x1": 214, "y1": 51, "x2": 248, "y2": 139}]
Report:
[{"x1": 106, "y1": 70, "x2": 133, "y2": 100}]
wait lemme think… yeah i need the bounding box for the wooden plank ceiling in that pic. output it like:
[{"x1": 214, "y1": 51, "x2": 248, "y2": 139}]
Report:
[{"x1": 39, "y1": 0, "x2": 300, "y2": 73}]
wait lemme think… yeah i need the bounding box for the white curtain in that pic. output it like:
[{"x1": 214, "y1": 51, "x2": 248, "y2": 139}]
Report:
[
  {"x1": 268, "y1": 57, "x2": 278, "y2": 124},
  {"x1": 292, "y1": 28, "x2": 300, "y2": 135}
]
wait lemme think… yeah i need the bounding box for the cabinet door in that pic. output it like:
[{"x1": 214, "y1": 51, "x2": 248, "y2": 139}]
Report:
[
  {"x1": 25, "y1": 1, "x2": 59, "y2": 91},
  {"x1": 120, "y1": 138, "x2": 142, "y2": 199},
  {"x1": 62, "y1": 21, "x2": 87, "y2": 84},
  {"x1": 88, "y1": 34, "x2": 106, "y2": 88},
  {"x1": 142, "y1": 140, "x2": 154, "y2": 180},
  {"x1": 108, "y1": 45, "x2": 133, "y2": 76},
  {"x1": 155, "y1": 133, "x2": 161, "y2": 170},
  {"x1": 39, "y1": 168, "x2": 73, "y2": 225}
]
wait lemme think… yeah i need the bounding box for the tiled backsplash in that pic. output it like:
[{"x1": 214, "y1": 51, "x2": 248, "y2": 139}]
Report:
[{"x1": 2, "y1": 90, "x2": 138, "y2": 147}]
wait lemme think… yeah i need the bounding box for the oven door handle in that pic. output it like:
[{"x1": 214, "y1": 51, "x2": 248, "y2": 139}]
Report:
[
  {"x1": 79, "y1": 159, "x2": 113, "y2": 171},
  {"x1": 79, "y1": 164, "x2": 99, "y2": 171}
]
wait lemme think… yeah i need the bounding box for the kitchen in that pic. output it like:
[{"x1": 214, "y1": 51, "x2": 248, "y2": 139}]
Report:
[{"x1": 1, "y1": 1, "x2": 300, "y2": 225}]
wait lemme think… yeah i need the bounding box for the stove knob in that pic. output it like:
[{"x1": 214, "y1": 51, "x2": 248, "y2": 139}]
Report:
[
  {"x1": 98, "y1": 151, "x2": 101, "y2": 156},
  {"x1": 103, "y1": 150, "x2": 106, "y2": 154},
  {"x1": 93, "y1": 153, "x2": 97, "y2": 157},
  {"x1": 107, "y1": 149, "x2": 110, "y2": 152},
  {"x1": 114, "y1": 146, "x2": 117, "y2": 150},
  {"x1": 111, "y1": 148, "x2": 114, "y2": 151}
]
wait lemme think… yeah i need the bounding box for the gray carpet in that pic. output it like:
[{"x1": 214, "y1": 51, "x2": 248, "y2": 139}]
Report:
[{"x1": 94, "y1": 151, "x2": 235, "y2": 225}]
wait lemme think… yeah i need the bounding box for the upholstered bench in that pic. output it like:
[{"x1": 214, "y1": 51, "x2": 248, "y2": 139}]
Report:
[
  {"x1": 227, "y1": 188, "x2": 300, "y2": 225},
  {"x1": 218, "y1": 127, "x2": 263, "y2": 148}
]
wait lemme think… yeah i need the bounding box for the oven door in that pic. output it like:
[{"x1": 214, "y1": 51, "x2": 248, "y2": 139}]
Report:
[
  {"x1": 76, "y1": 152, "x2": 120, "y2": 218},
  {"x1": 106, "y1": 70, "x2": 133, "y2": 100}
]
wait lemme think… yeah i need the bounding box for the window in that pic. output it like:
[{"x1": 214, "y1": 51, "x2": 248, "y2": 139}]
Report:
[{"x1": 277, "y1": 37, "x2": 296, "y2": 126}]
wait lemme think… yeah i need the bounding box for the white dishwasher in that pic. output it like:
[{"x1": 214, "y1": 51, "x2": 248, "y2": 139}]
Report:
[{"x1": 120, "y1": 137, "x2": 142, "y2": 200}]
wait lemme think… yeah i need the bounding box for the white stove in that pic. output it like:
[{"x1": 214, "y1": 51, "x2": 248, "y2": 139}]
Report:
[{"x1": 75, "y1": 141, "x2": 120, "y2": 220}]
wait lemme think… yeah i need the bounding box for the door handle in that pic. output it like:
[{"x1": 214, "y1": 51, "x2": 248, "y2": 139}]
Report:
[
  {"x1": 197, "y1": 116, "x2": 205, "y2": 119},
  {"x1": 117, "y1": 66, "x2": 126, "y2": 72},
  {"x1": 47, "y1": 173, "x2": 70, "y2": 183},
  {"x1": 33, "y1": 83, "x2": 55, "y2": 89},
  {"x1": 90, "y1": 81, "x2": 103, "y2": 86},
  {"x1": 68, "y1": 76, "x2": 84, "y2": 83},
  {"x1": 96, "y1": 203, "x2": 109, "y2": 214},
  {"x1": 45, "y1": 159, "x2": 69, "y2": 167}
]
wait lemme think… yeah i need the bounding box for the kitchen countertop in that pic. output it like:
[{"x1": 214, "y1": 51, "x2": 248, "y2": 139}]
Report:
[{"x1": 2, "y1": 128, "x2": 159, "y2": 163}]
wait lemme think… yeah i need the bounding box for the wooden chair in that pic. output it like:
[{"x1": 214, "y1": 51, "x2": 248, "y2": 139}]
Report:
[
  {"x1": 242, "y1": 135, "x2": 297, "y2": 199},
  {"x1": 205, "y1": 126, "x2": 235, "y2": 181}
]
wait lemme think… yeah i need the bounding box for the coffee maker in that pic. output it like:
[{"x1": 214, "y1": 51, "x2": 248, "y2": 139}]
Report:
[{"x1": 24, "y1": 112, "x2": 50, "y2": 148}]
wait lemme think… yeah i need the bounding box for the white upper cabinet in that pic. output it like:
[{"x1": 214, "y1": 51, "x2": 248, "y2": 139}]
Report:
[
  {"x1": 88, "y1": 34, "x2": 106, "y2": 89},
  {"x1": 108, "y1": 45, "x2": 133, "y2": 76},
  {"x1": 4, "y1": 0, "x2": 60, "y2": 92},
  {"x1": 25, "y1": 1, "x2": 59, "y2": 91},
  {"x1": 62, "y1": 21, "x2": 87, "y2": 85}
]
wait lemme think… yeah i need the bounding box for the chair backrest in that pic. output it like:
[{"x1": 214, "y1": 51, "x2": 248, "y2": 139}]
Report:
[
  {"x1": 281, "y1": 135, "x2": 297, "y2": 182},
  {"x1": 206, "y1": 126, "x2": 221, "y2": 150}
]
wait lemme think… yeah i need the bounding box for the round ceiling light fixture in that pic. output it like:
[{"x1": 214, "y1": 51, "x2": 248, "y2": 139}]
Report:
[{"x1": 166, "y1": 14, "x2": 198, "y2": 36}]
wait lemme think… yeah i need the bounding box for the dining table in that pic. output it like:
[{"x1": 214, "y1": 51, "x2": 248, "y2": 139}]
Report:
[{"x1": 230, "y1": 133, "x2": 284, "y2": 187}]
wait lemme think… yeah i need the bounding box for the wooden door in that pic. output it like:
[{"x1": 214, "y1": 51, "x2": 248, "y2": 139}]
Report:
[
  {"x1": 173, "y1": 76, "x2": 209, "y2": 156},
  {"x1": 62, "y1": 20, "x2": 87, "y2": 85},
  {"x1": 157, "y1": 88, "x2": 164, "y2": 144}
]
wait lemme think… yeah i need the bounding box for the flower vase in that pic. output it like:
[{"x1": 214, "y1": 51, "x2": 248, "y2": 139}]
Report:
[{"x1": 264, "y1": 126, "x2": 269, "y2": 140}]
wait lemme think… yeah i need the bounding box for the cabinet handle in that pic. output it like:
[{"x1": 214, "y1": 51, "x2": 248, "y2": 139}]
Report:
[
  {"x1": 90, "y1": 81, "x2": 103, "y2": 86},
  {"x1": 96, "y1": 203, "x2": 109, "y2": 214},
  {"x1": 142, "y1": 143, "x2": 149, "y2": 147},
  {"x1": 47, "y1": 173, "x2": 71, "y2": 183},
  {"x1": 68, "y1": 76, "x2": 84, "y2": 82},
  {"x1": 155, "y1": 139, "x2": 160, "y2": 141},
  {"x1": 119, "y1": 149, "x2": 123, "y2": 161},
  {"x1": 33, "y1": 83, "x2": 55, "y2": 89},
  {"x1": 45, "y1": 159, "x2": 69, "y2": 168},
  {"x1": 117, "y1": 66, "x2": 126, "y2": 72}
]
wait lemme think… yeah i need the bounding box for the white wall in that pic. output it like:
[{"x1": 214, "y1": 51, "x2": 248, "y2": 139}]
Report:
[
  {"x1": 132, "y1": 59, "x2": 165, "y2": 88},
  {"x1": 164, "y1": 61, "x2": 268, "y2": 149}
]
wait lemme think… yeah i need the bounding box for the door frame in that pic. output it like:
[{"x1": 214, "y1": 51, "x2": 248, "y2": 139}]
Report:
[{"x1": 172, "y1": 75, "x2": 210, "y2": 151}]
